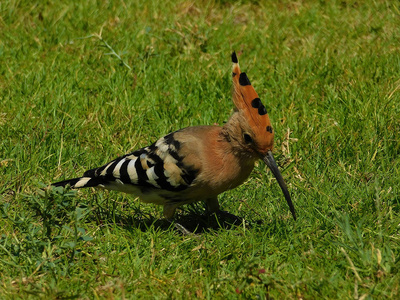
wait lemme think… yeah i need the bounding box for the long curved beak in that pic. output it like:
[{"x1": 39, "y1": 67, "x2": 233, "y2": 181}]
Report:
[{"x1": 263, "y1": 150, "x2": 297, "y2": 220}]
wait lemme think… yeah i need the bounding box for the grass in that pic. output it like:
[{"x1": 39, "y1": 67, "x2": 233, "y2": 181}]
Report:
[{"x1": 1, "y1": 0, "x2": 400, "y2": 298}]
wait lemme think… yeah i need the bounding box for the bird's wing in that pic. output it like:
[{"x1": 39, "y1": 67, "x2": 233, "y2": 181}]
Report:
[{"x1": 78, "y1": 131, "x2": 199, "y2": 192}]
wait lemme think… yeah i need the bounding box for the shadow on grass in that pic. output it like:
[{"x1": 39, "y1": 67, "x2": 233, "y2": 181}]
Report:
[
  {"x1": 30, "y1": 186, "x2": 268, "y2": 236},
  {"x1": 94, "y1": 209, "x2": 248, "y2": 235}
]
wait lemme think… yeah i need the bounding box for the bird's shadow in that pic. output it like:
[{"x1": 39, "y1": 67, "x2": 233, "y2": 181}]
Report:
[
  {"x1": 94, "y1": 209, "x2": 250, "y2": 235},
  {"x1": 34, "y1": 187, "x2": 266, "y2": 235}
]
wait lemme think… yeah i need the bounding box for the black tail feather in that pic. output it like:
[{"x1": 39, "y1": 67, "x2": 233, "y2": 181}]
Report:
[
  {"x1": 52, "y1": 177, "x2": 82, "y2": 188},
  {"x1": 52, "y1": 177, "x2": 105, "y2": 189}
]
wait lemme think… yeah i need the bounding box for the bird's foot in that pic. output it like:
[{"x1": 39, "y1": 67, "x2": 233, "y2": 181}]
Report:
[
  {"x1": 165, "y1": 219, "x2": 194, "y2": 235},
  {"x1": 173, "y1": 222, "x2": 193, "y2": 235}
]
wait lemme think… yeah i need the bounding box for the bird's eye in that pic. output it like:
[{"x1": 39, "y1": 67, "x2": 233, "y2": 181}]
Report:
[{"x1": 243, "y1": 133, "x2": 253, "y2": 144}]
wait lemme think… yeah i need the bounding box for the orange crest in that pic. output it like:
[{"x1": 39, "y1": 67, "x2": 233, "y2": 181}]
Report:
[{"x1": 231, "y1": 52, "x2": 274, "y2": 154}]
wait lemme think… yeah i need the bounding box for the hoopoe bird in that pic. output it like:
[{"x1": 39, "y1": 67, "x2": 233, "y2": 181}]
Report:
[{"x1": 53, "y1": 52, "x2": 296, "y2": 228}]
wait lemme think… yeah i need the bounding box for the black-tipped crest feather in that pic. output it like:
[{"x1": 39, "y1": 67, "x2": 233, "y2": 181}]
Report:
[{"x1": 231, "y1": 51, "x2": 238, "y2": 63}]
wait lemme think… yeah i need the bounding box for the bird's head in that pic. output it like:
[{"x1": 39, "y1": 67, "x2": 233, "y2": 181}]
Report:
[{"x1": 230, "y1": 52, "x2": 296, "y2": 220}]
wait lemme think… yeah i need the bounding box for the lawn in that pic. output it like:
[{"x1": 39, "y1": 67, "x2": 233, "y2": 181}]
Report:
[{"x1": 1, "y1": 0, "x2": 399, "y2": 298}]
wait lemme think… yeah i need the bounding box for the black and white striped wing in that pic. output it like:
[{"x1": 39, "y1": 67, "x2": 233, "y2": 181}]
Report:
[{"x1": 55, "y1": 132, "x2": 199, "y2": 193}]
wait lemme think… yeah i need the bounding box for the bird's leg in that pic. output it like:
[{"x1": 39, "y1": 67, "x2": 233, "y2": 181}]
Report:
[
  {"x1": 163, "y1": 204, "x2": 192, "y2": 235},
  {"x1": 205, "y1": 198, "x2": 243, "y2": 225},
  {"x1": 205, "y1": 197, "x2": 220, "y2": 214}
]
